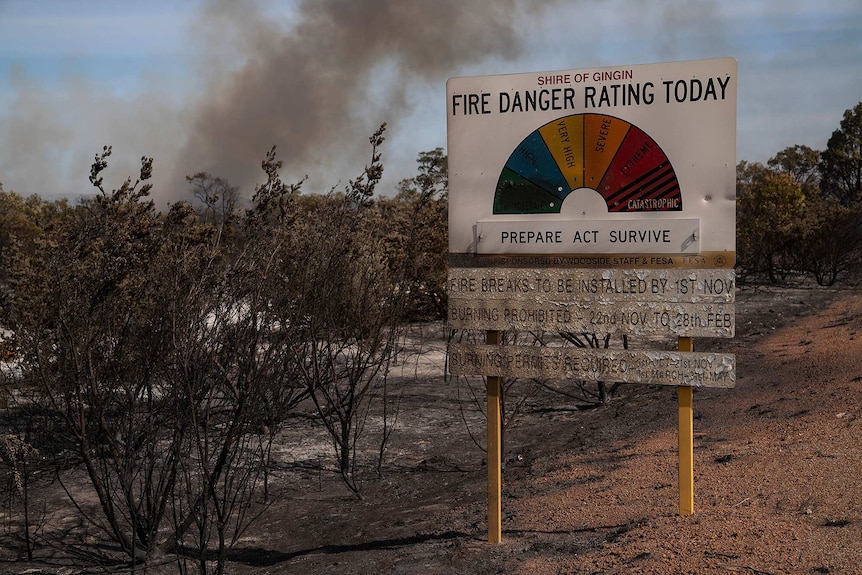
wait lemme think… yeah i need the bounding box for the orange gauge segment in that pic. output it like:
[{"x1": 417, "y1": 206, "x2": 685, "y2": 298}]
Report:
[{"x1": 584, "y1": 114, "x2": 630, "y2": 188}]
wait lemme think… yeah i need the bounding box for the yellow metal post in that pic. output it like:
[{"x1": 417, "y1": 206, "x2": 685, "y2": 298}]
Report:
[
  {"x1": 678, "y1": 336, "x2": 694, "y2": 516},
  {"x1": 487, "y1": 330, "x2": 503, "y2": 543}
]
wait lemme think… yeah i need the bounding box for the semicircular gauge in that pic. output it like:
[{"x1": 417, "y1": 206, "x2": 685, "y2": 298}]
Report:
[{"x1": 493, "y1": 114, "x2": 682, "y2": 214}]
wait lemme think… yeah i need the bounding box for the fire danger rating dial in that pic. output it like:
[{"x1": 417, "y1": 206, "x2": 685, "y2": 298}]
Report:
[{"x1": 494, "y1": 114, "x2": 682, "y2": 214}]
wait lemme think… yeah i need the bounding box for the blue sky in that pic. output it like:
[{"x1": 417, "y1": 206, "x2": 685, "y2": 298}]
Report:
[{"x1": 1, "y1": 0, "x2": 860, "y2": 203}]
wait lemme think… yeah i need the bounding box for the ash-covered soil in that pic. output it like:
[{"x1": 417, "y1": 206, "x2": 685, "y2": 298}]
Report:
[{"x1": 3, "y1": 282, "x2": 861, "y2": 574}]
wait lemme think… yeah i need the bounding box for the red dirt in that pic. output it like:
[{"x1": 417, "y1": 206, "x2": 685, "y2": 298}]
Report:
[{"x1": 236, "y1": 283, "x2": 862, "y2": 575}]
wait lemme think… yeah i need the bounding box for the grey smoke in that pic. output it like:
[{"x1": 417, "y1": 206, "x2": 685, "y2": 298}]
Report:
[
  {"x1": 174, "y1": 0, "x2": 545, "y2": 198},
  {"x1": 0, "y1": 0, "x2": 550, "y2": 204}
]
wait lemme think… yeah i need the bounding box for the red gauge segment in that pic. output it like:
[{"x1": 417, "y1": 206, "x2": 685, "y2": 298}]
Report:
[{"x1": 598, "y1": 125, "x2": 681, "y2": 212}]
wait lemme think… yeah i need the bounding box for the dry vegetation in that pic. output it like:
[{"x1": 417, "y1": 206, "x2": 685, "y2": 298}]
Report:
[
  {"x1": 1, "y1": 103, "x2": 862, "y2": 574},
  {"x1": 2, "y1": 282, "x2": 861, "y2": 574}
]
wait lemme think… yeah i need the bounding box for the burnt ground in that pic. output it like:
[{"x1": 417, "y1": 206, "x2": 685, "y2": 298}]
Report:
[{"x1": 2, "y1": 280, "x2": 862, "y2": 574}]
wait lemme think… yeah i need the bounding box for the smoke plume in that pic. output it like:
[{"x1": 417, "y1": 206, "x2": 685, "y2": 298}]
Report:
[
  {"x1": 174, "y1": 0, "x2": 543, "y2": 198},
  {"x1": 0, "y1": 0, "x2": 548, "y2": 204}
]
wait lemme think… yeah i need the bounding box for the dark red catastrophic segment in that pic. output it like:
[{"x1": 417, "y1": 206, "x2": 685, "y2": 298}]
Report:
[{"x1": 598, "y1": 125, "x2": 681, "y2": 212}]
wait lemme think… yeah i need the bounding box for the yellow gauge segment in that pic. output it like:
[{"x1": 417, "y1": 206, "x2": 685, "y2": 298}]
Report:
[{"x1": 538, "y1": 115, "x2": 585, "y2": 189}]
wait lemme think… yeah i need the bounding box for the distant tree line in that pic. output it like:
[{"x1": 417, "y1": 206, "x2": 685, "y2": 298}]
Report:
[{"x1": 737, "y1": 101, "x2": 862, "y2": 285}]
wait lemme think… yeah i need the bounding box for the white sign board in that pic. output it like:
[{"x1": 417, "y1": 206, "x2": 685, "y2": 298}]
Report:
[{"x1": 447, "y1": 58, "x2": 737, "y2": 267}]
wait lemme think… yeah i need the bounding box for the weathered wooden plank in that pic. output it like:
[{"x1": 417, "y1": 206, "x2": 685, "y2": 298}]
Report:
[
  {"x1": 448, "y1": 267, "x2": 735, "y2": 304},
  {"x1": 448, "y1": 344, "x2": 736, "y2": 388},
  {"x1": 448, "y1": 299, "x2": 735, "y2": 337}
]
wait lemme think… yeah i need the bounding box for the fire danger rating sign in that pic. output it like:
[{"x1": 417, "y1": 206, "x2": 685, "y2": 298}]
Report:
[
  {"x1": 448, "y1": 61, "x2": 739, "y2": 538},
  {"x1": 446, "y1": 58, "x2": 737, "y2": 387},
  {"x1": 447, "y1": 57, "x2": 737, "y2": 267}
]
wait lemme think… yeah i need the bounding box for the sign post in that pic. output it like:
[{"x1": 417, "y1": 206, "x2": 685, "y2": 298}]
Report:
[
  {"x1": 678, "y1": 336, "x2": 695, "y2": 516},
  {"x1": 486, "y1": 330, "x2": 503, "y2": 543},
  {"x1": 446, "y1": 57, "x2": 737, "y2": 541}
]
